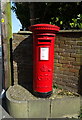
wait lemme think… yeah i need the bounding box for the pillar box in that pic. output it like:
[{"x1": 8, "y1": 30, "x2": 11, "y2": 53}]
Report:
[{"x1": 29, "y1": 24, "x2": 60, "y2": 98}]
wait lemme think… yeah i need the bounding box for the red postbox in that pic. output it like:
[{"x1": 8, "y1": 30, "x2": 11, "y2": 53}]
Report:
[{"x1": 29, "y1": 24, "x2": 60, "y2": 97}]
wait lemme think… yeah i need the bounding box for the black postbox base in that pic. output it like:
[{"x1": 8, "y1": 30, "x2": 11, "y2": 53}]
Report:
[{"x1": 33, "y1": 91, "x2": 52, "y2": 98}]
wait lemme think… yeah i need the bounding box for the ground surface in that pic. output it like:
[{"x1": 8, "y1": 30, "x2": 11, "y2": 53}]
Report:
[
  {"x1": 0, "y1": 105, "x2": 11, "y2": 119},
  {"x1": 7, "y1": 84, "x2": 79, "y2": 101},
  {"x1": 0, "y1": 58, "x2": 2, "y2": 94},
  {"x1": 6, "y1": 85, "x2": 80, "y2": 118}
]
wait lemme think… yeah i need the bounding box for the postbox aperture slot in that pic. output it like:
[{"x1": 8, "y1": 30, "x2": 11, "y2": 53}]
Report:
[{"x1": 38, "y1": 40, "x2": 51, "y2": 43}]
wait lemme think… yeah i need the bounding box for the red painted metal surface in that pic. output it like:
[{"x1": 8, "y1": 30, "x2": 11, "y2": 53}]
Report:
[{"x1": 29, "y1": 24, "x2": 60, "y2": 95}]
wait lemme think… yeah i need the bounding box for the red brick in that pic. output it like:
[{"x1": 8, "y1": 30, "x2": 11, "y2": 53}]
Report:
[
  {"x1": 73, "y1": 65, "x2": 80, "y2": 70},
  {"x1": 55, "y1": 63, "x2": 62, "y2": 67},
  {"x1": 54, "y1": 59, "x2": 58, "y2": 63},
  {"x1": 63, "y1": 71, "x2": 75, "y2": 76},
  {"x1": 62, "y1": 64, "x2": 73, "y2": 68},
  {"x1": 55, "y1": 53, "x2": 59, "y2": 56},
  {"x1": 55, "y1": 40, "x2": 62, "y2": 44},
  {"x1": 74, "y1": 72, "x2": 79, "y2": 77},
  {"x1": 76, "y1": 58, "x2": 82, "y2": 62},
  {"x1": 68, "y1": 76, "x2": 78, "y2": 82},
  {"x1": 59, "y1": 52, "x2": 70, "y2": 57},
  {"x1": 55, "y1": 55, "x2": 63, "y2": 60},
  {"x1": 65, "y1": 41, "x2": 77, "y2": 45},
  {"x1": 55, "y1": 48, "x2": 65, "y2": 53},
  {"x1": 58, "y1": 74, "x2": 68, "y2": 80},
  {"x1": 54, "y1": 69, "x2": 63, "y2": 74},
  {"x1": 59, "y1": 44, "x2": 71, "y2": 49},
  {"x1": 59, "y1": 59, "x2": 70, "y2": 64},
  {"x1": 58, "y1": 41, "x2": 64, "y2": 45},
  {"x1": 70, "y1": 53, "x2": 81, "y2": 58},
  {"x1": 71, "y1": 45, "x2": 82, "y2": 49},
  {"x1": 63, "y1": 57, "x2": 75, "y2": 61},
  {"x1": 76, "y1": 50, "x2": 82, "y2": 54},
  {"x1": 69, "y1": 68, "x2": 79, "y2": 73},
  {"x1": 57, "y1": 67, "x2": 69, "y2": 72},
  {"x1": 65, "y1": 49, "x2": 76, "y2": 53},
  {"x1": 56, "y1": 36, "x2": 66, "y2": 41},
  {"x1": 55, "y1": 44, "x2": 59, "y2": 48},
  {"x1": 77, "y1": 42, "x2": 82, "y2": 46},
  {"x1": 71, "y1": 61, "x2": 82, "y2": 66}
]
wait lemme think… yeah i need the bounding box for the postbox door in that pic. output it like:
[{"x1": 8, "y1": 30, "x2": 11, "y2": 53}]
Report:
[{"x1": 33, "y1": 40, "x2": 54, "y2": 93}]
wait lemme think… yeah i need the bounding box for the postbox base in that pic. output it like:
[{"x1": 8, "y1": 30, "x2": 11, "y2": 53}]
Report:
[{"x1": 33, "y1": 91, "x2": 52, "y2": 98}]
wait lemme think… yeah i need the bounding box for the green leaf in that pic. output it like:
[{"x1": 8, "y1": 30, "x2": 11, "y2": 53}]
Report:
[{"x1": 60, "y1": 21, "x2": 63, "y2": 25}]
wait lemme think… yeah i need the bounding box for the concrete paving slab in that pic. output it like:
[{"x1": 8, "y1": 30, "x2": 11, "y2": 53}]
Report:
[
  {"x1": 29, "y1": 100, "x2": 50, "y2": 118},
  {"x1": 6, "y1": 90, "x2": 28, "y2": 118},
  {"x1": 51, "y1": 96, "x2": 80, "y2": 118},
  {"x1": 48, "y1": 118, "x2": 80, "y2": 120}
]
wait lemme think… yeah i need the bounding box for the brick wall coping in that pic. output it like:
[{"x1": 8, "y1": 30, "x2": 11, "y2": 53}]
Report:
[
  {"x1": 17, "y1": 29, "x2": 82, "y2": 34},
  {"x1": 17, "y1": 31, "x2": 32, "y2": 34},
  {"x1": 59, "y1": 29, "x2": 82, "y2": 33}
]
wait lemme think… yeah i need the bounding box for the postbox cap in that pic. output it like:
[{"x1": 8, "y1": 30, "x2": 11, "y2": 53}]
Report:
[{"x1": 29, "y1": 24, "x2": 60, "y2": 33}]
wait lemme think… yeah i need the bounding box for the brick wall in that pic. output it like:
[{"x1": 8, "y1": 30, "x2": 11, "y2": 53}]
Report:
[
  {"x1": 54, "y1": 30, "x2": 82, "y2": 94},
  {"x1": 12, "y1": 33, "x2": 33, "y2": 93},
  {"x1": 12, "y1": 30, "x2": 82, "y2": 94}
]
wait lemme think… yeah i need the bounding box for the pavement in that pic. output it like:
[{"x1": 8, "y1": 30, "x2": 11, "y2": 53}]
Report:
[
  {"x1": 0, "y1": 45, "x2": 2, "y2": 93},
  {"x1": 0, "y1": 57, "x2": 2, "y2": 95},
  {"x1": 0, "y1": 46, "x2": 11, "y2": 119},
  {"x1": 0, "y1": 105, "x2": 12, "y2": 119},
  {"x1": 0, "y1": 47, "x2": 5, "y2": 99},
  {"x1": 6, "y1": 85, "x2": 80, "y2": 118}
]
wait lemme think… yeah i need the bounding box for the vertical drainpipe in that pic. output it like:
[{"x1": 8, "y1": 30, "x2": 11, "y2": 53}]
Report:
[
  {"x1": 29, "y1": 2, "x2": 36, "y2": 25},
  {"x1": 1, "y1": 1, "x2": 12, "y2": 91}
]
